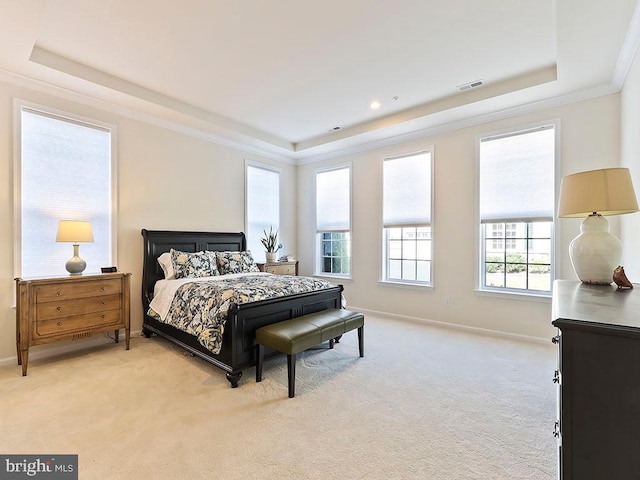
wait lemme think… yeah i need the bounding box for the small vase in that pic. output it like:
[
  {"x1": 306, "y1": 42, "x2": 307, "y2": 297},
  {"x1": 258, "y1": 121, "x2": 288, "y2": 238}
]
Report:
[{"x1": 265, "y1": 252, "x2": 277, "y2": 263}]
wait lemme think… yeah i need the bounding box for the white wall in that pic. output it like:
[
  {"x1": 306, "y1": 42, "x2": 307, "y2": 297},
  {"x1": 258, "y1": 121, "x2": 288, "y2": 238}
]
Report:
[
  {"x1": 0, "y1": 79, "x2": 297, "y2": 363},
  {"x1": 0, "y1": 75, "x2": 627, "y2": 364},
  {"x1": 298, "y1": 94, "x2": 621, "y2": 341},
  {"x1": 621, "y1": 43, "x2": 640, "y2": 273}
]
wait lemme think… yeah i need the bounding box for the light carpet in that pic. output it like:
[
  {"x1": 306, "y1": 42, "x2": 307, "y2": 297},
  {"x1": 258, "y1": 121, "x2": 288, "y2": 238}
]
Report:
[{"x1": 0, "y1": 314, "x2": 557, "y2": 479}]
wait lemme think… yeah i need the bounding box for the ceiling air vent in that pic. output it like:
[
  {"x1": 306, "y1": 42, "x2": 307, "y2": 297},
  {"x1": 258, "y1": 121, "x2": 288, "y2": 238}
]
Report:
[{"x1": 457, "y1": 79, "x2": 484, "y2": 91}]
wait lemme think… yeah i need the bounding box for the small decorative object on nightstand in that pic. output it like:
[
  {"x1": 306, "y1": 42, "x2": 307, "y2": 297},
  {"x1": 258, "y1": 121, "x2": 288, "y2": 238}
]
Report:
[
  {"x1": 613, "y1": 265, "x2": 633, "y2": 289},
  {"x1": 260, "y1": 226, "x2": 282, "y2": 264},
  {"x1": 15, "y1": 272, "x2": 131, "y2": 375},
  {"x1": 257, "y1": 260, "x2": 299, "y2": 276}
]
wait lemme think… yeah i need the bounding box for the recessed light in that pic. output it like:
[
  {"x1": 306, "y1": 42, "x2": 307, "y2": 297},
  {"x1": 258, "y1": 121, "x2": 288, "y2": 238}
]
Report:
[{"x1": 370, "y1": 101, "x2": 381, "y2": 110}]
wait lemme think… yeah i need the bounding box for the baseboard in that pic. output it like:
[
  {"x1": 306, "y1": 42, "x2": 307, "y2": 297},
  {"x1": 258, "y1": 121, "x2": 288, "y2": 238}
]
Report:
[
  {"x1": 348, "y1": 305, "x2": 552, "y2": 346},
  {"x1": 0, "y1": 329, "x2": 144, "y2": 368},
  {"x1": 2, "y1": 311, "x2": 550, "y2": 368}
]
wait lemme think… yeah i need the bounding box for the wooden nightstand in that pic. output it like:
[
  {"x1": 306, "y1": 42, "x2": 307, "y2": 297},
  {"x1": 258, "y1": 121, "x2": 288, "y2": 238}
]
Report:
[
  {"x1": 15, "y1": 272, "x2": 131, "y2": 376},
  {"x1": 257, "y1": 261, "x2": 298, "y2": 276}
]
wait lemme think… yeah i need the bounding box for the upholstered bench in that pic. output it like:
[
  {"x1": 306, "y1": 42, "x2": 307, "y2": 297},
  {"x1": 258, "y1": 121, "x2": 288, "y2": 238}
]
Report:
[{"x1": 255, "y1": 309, "x2": 364, "y2": 398}]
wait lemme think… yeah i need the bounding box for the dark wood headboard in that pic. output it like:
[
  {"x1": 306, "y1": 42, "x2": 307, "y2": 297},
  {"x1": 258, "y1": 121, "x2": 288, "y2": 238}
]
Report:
[{"x1": 140, "y1": 229, "x2": 246, "y2": 309}]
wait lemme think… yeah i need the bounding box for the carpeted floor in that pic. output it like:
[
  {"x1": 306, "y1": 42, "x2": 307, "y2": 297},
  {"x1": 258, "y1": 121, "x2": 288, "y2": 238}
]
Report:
[{"x1": 0, "y1": 314, "x2": 557, "y2": 479}]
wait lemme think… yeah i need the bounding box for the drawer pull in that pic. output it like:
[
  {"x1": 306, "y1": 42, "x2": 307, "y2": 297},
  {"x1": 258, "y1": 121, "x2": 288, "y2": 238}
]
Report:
[
  {"x1": 56, "y1": 290, "x2": 62, "y2": 297},
  {"x1": 551, "y1": 335, "x2": 560, "y2": 344},
  {"x1": 56, "y1": 306, "x2": 61, "y2": 312},
  {"x1": 101, "y1": 314, "x2": 105, "y2": 319},
  {"x1": 101, "y1": 301, "x2": 105, "y2": 305},
  {"x1": 100, "y1": 286, "x2": 105, "y2": 292},
  {"x1": 56, "y1": 321, "x2": 62, "y2": 327}
]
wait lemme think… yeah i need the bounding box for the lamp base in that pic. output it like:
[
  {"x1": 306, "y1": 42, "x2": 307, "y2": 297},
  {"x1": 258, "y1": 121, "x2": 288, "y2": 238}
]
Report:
[
  {"x1": 569, "y1": 214, "x2": 621, "y2": 285},
  {"x1": 65, "y1": 243, "x2": 87, "y2": 275}
]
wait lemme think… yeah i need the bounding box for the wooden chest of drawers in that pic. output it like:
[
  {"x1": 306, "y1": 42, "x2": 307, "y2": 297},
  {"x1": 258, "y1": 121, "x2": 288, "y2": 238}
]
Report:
[
  {"x1": 257, "y1": 261, "x2": 298, "y2": 276},
  {"x1": 15, "y1": 272, "x2": 131, "y2": 375}
]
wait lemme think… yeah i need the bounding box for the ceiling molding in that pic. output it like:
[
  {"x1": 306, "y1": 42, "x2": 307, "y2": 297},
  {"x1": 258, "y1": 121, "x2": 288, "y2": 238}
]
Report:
[
  {"x1": 29, "y1": 45, "x2": 295, "y2": 152},
  {"x1": 0, "y1": 64, "x2": 619, "y2": 168},
  {"x1": 612, "y1": 0, "x2": 640, "y2": 89},
  {"x1": 0, "y1": 67, "x2": 298, "y2": 165},
  {"x1": 296, "y1": 82, "x2": 619, "y2": 165},
  {"x1": 294, "y1": 65, "x2": 558, "y2": 152},
  {"x1": 29, "y1": 45, "x2": 561, "y2": 162}
]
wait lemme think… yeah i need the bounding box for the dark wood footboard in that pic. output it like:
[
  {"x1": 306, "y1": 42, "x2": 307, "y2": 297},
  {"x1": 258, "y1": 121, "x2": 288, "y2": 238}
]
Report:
[
  {"x1": 141, "y1": 229, "x2": 343, "y2": 387},
  {"x1": 224, "y1": 286, "x2": 343, "y2": 385}
]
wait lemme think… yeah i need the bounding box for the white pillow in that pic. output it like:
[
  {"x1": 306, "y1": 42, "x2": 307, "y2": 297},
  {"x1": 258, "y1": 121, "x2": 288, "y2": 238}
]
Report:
[{"x1": 158, "y1": 252, "x2": 176, "y2": 280}]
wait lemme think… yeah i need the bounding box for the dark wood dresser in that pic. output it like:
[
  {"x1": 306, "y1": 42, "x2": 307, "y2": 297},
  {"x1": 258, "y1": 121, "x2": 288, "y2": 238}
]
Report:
[
  {"x1": 552, "y1": 280, "x2": 640, "y2": 479},
  {"x1": 15, "y1": 272, "x2": 131, "y2": 376}
]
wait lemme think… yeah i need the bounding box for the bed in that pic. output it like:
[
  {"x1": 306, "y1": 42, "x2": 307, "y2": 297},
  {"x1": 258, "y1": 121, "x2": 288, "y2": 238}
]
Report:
[{"x1": 141, "y1": 229, "x2": 344, "y2": 387}]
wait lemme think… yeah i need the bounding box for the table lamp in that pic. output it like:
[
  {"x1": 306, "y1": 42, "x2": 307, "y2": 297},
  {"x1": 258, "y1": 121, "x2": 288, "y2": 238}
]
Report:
[
  {"x1": 56, "y1": 220, "x2": 94, "y2": 275},
  {"x1": 557, "y1": 167, "x2": 638, "y2": 284}
]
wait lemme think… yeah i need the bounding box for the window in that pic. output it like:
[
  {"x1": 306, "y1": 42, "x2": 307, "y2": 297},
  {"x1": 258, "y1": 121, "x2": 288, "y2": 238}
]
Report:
[
  {"x1": 16, "y1": 103, "x2": 116, "y2": 278},
  {"x1": 316, "y1": 166, "x2": 351, "y2": 276},
  {"x1": 479, "y1": 125, "x2": 555, "y2": 294},
  {"x1": 246, "y1": 164, "x2": 280, "y2": 262},
  {"x1": 383, "y1": 151, "x2": 432, "y2": 284},
  {"x1": 320, "y1": 232, "x2": 351, "y2": 274}
]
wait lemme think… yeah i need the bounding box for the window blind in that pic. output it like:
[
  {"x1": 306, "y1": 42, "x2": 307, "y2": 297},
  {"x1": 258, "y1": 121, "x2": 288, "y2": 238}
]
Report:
[
  {"x1": 246, "y1": 165, "x2": 280, "y2": 258},
  {"x1": 383, "y1": 152, "x2": 432, "y2": 227},
  {"x1": 20, "y1": 107, "x2": 113, "y2": 277},
  {"x1": 479, "y1": 127, "x2": 555, "y2": 223},
  {"x1": 316, "y1": 166, "x2": 350, "y2": 232}
]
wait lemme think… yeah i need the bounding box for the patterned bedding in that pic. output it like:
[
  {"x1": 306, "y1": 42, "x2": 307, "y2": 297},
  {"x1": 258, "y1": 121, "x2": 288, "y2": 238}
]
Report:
[{"x1": 148, "y1": 273, "x2": 336, "y2": 354}]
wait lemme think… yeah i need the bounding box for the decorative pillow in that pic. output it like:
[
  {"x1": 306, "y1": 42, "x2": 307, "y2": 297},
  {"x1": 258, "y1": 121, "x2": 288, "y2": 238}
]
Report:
[
  {"x1": 215, "y1": 250, "x2": 260, "y2": 275},
  {"x1": 170, "y1": 249, "x2": 219, "y2": 279},
  {"x1": 157, "y1": 252, "x2": 176, "y2": 280}
]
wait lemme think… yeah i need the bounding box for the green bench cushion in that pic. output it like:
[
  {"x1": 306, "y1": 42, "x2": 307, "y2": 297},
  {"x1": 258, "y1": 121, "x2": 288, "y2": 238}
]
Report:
[
  {"x1": 256, "y1": 321, "x2": 322, "y2": 354},
  {"x1": 255, "y1": 309, "x2": 364, "y2": 355}
]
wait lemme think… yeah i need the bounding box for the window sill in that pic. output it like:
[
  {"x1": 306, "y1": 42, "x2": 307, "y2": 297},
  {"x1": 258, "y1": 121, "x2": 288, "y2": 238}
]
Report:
[
  {"x1": 378, "y1": 280, "x2": 433, "y2": 291},
  {"x1": 313, "y1": 274, "x2": 352, "y2": 283},
  {"x1": 475, "y1": 288, "x2": 551, "y2": 303}
]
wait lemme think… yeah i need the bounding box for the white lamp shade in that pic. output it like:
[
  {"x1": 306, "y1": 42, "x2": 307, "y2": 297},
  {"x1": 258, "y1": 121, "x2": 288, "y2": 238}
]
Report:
[
  {"x1": 56, "y1": 220, "x2": 94, "y2": 243},
  {"x1": 56, "y1": 220, "x2": 93, "y2": 275},
  {"x1": 558, "y1": 167, "x2": 639, "y2": 218}
]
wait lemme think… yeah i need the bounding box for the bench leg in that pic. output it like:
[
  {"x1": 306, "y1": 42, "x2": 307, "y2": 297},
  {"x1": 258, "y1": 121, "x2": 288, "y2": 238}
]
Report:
[
  {"x1": 358, "y1": 325, "x2": 364, "y2": 357},
  {"x1": 287, "y1": 353, "x2": 296, "y2": 398},
  {"x1": 256, "y1": 344, "x2": 264, "y2": 382},
  {"x1": 329, "y1": 338, "x2": 334, "y2": 349}
]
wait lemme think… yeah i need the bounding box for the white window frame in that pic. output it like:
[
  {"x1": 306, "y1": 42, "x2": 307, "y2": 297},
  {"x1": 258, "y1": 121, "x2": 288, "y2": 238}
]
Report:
[
  {"x1": 13, "y1": 99, "x2": 118, "y2": 278},
  {"x1": 475, "y1": 120, "x2": 561, "y2": 299},
  {"x1": 244, "y1": 161, "x2": 281, "y2": 263},
  {"x1": 380, "y1": 149, "x2": 434, "y2": 288},
  {"x1": 314, "y1": 164, "x2": 352, "y2": 278}
]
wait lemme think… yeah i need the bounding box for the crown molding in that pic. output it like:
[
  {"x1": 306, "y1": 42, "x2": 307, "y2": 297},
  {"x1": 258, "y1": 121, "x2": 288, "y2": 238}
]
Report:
[
  {"x1": 0, "y1": 66, "x2": 620, "y2": 168},
  {"x1": 612, "y1": 0, "x2": 640, "y2": 90},
  {"x1": 0, "y1": 68, "x2": 297, "y2": 165},
  {"x1": 30, "y1": 46, "x2": 294, "y2": 152},
  {"x1": 296, "y1": 83, "x2": 619, "y2": 165}
]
